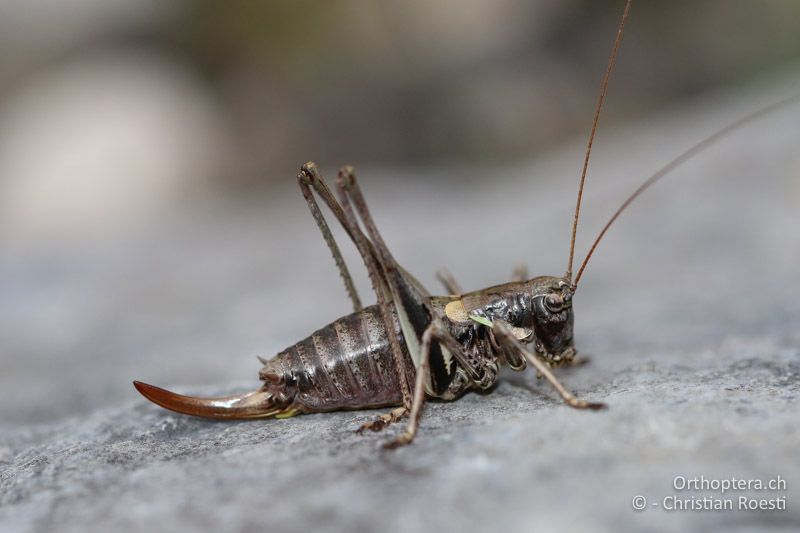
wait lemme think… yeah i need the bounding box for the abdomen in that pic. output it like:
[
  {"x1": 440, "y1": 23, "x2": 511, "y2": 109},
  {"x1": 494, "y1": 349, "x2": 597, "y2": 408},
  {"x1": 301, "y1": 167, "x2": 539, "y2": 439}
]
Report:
[{"x1": 259, "y1": 304, "x2": 412, "y2": 411}]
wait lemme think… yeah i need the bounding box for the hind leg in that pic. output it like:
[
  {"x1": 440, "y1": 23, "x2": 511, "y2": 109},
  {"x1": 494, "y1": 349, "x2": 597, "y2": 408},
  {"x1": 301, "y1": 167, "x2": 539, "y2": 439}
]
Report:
[
  {"x1": 298, "y1": 162, "x2": 414, "y2": 414},
  {"x1": 356, "y1": 406, "x2": 408, "y2": 434},
  {"x1": 298, "y1": 163, "x2": 363, "y2": 312},
  {"x1": 334, "y1": 168, "x2": 415, "y2": 411}
]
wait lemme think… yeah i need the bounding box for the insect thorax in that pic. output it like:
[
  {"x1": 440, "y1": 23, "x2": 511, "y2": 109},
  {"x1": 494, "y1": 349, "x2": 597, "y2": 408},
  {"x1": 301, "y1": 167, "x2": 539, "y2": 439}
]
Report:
[{"x1": 441, "y1": 276, "x2": 576, "y2": 367}]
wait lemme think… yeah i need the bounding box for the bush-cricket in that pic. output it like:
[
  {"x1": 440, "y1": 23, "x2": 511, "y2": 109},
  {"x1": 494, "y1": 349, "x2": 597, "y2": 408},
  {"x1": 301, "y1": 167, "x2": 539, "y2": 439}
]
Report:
[{"x1": 134, "y1": 0, "x2": 798, "y2": 448}]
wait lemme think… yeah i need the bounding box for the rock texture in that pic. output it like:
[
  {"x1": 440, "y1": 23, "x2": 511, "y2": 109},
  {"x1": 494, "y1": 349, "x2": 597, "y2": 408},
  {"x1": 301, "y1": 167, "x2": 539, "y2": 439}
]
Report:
[{"x1": 2, "y1": 74, "x2": 799, "y2": 532}]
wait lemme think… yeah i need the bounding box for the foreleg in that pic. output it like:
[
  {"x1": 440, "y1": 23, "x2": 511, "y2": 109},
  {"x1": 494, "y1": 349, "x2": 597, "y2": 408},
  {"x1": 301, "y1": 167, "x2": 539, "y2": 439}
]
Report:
[{"x1": 492, "y1": 321, "x2": 605, "y2": 410}]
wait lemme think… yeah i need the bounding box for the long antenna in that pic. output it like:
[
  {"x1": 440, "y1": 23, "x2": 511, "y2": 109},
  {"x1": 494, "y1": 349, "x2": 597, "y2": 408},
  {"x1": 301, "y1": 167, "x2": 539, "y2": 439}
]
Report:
[
  {"x1": 573, "y1": 92, "x2": 800, "y2": 288},
  {"x1": 565, "y1": 0, "x2": 633, "y2": 283}
]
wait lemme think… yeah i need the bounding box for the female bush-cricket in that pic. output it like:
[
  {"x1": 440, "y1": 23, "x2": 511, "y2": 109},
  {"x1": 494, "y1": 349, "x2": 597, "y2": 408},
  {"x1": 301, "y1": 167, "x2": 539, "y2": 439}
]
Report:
[{"x1": 134, "y1": 0, "x2": 797, "y2": 448}]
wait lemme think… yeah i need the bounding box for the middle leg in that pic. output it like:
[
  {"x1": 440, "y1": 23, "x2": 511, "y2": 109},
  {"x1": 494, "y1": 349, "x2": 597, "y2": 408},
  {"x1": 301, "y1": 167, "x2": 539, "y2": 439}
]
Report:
[
  {"x1": 382, "y1": 323, "x2": 435, "y2": 449},
  {"x1": 511, "y1": 263, "x2": 528, "y2": 282},
  {"x1": 384, "y1": 320, "x2": 498, "y2": 448},
  {"x1": 435, "y1": 269, "x2": 463, "y2": 295}
]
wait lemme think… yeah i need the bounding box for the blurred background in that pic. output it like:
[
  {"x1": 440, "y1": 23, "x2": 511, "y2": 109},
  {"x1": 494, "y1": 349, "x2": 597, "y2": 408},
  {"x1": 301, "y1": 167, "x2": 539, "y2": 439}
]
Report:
[{"x1": 1, "y1": 0, "x2": 800, "y2": 427}]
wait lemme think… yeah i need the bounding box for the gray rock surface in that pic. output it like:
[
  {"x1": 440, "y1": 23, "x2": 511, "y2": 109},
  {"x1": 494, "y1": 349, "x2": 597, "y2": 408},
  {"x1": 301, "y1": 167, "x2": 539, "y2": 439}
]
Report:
[{"x1": 2, "y1": 73, "x2": 800, "y2": 532}]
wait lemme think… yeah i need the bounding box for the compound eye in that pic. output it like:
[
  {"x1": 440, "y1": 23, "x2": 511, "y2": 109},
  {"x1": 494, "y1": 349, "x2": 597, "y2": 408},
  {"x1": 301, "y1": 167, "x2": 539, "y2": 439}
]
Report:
[{"x1": 544, "y1": 294, "x2": 564, "y2": 313}]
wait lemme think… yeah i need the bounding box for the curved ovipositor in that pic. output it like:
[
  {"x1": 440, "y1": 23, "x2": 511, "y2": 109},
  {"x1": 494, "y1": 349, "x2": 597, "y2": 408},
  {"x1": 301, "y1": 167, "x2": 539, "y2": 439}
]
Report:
[{"x1": 133, "y1": 381, "x2": 288, "y2": 419}]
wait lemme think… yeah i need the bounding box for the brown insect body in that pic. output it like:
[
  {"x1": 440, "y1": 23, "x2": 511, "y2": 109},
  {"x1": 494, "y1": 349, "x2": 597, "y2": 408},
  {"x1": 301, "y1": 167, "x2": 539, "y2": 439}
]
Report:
[
  {"x1": 260, "y1": 303, "x2": 410, "y2": 414},
  {"x1": 134, "y1": 0, "x2": 797, "y2": 447},
  {"x1": 137, "y1": 304, "x2": 411, "y2": 419},
  {"x1": 135, "y1": 276, "x2": 571, "y2": 420}
]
